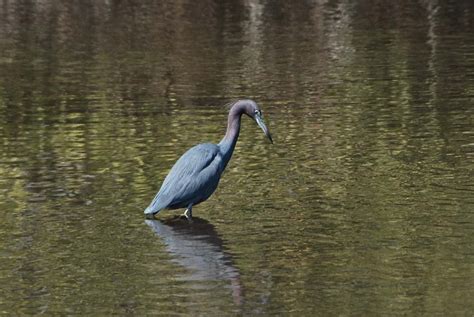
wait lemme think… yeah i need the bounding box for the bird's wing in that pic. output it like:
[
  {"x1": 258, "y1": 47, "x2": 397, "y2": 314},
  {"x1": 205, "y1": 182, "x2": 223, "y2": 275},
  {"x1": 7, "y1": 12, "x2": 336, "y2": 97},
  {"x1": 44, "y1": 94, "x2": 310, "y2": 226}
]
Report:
[{"x1": 145, "y1": 143, "x2": 222, "y2": 213}]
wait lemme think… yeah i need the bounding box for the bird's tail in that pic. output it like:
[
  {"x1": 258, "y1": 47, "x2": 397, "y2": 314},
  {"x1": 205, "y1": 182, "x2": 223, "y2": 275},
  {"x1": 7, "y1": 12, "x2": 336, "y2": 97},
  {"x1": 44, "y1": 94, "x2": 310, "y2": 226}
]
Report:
[
  {"x1": 144, "y1": 194, "x2": 170, "y2": 217},
  {"x1": 144, "y1": 205, "x2": 159, "y2": 217}
]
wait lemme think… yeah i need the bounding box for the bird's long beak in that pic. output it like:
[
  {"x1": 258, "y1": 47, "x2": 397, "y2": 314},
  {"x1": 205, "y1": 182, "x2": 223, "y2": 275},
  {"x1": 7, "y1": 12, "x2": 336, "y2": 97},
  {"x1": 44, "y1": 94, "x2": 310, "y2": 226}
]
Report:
[{"x1": 255, "y1": 114, "x2": 273, "y2": 144}]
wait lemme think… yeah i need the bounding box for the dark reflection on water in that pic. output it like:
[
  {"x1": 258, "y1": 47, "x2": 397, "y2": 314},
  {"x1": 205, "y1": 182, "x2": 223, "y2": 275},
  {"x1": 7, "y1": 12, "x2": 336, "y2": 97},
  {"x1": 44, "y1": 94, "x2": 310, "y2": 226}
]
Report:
[
  {"x1": 145, "y1": 217, "x2": 243, "y2": 305},
  {"x1": 1, "y1": 0, "x2": 474, "y2": 315}
]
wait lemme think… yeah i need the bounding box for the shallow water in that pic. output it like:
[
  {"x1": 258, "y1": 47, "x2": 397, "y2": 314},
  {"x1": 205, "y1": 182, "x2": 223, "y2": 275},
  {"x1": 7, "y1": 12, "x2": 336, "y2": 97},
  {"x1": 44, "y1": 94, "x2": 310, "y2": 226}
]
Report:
[{"x1": 1, "y1": 1, "x2": 473, "y2": 315}]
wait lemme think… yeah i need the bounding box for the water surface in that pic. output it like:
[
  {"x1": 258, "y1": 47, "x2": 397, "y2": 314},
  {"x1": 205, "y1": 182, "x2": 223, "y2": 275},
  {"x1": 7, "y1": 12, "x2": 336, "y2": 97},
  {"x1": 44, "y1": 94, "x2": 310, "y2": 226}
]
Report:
[{"x1": 1, "y1": 1, "x2": 473, "y2": 315}]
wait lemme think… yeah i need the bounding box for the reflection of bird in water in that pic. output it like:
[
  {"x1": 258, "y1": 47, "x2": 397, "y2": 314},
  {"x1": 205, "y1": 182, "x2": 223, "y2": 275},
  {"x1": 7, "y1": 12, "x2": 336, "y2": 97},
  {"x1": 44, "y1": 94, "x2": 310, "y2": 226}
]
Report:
[
  {"x1": 145, "y1": 216, "x2": 243, "y2": 305},
  {"x1": 144, "y1": 99, "x2": 272, "y2": 220}
]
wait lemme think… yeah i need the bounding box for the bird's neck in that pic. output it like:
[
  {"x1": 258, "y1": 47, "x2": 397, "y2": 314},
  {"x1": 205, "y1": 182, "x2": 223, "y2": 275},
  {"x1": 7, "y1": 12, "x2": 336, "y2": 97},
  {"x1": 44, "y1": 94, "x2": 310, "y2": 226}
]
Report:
[{"x1": 219, "y1": 107, "x2": 242, "y2": 164}]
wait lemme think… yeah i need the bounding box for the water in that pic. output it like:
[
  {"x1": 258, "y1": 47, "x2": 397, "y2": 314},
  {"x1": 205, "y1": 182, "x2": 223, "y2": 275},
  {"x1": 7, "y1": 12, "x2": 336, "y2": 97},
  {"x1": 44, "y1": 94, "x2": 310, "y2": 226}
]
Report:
[{"x1": 1, "y1": 1, "x2": 473, "y2": 315}]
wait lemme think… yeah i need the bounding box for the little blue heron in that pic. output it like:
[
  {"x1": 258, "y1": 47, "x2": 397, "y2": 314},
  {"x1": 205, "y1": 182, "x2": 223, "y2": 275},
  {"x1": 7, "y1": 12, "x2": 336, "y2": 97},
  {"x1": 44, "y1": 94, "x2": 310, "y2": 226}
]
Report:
[{"x1": 144, "y1": 99, "x2": 273, "y2": 220}]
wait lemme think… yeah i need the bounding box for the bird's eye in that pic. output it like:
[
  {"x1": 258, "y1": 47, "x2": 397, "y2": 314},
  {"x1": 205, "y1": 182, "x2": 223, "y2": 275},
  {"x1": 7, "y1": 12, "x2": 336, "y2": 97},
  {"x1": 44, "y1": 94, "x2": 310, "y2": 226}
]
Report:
[{"x1": 255, "y1": 109, "x2": 261, "y2": 116}]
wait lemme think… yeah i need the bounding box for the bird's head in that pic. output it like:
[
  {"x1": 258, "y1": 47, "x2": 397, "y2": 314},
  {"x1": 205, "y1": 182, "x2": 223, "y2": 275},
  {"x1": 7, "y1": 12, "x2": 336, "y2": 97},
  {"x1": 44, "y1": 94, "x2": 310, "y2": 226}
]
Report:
[{"x1": 237, "y1": 100, "x2": 273, "y2": 144}]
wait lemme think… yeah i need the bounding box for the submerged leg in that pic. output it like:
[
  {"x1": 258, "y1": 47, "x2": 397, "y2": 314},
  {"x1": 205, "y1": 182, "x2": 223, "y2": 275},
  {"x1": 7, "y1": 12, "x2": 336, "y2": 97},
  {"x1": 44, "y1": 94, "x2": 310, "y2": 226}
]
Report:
[{"x1": 183, "y1": 204, "x2": 193, "y2": 221}]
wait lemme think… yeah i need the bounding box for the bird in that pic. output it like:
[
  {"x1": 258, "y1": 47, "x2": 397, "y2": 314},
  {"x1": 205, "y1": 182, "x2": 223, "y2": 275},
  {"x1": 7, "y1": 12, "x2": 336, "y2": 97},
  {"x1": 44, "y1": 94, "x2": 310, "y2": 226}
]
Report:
[{"x1": 144, "y1": 99, "x2": 273, "y2": 220}]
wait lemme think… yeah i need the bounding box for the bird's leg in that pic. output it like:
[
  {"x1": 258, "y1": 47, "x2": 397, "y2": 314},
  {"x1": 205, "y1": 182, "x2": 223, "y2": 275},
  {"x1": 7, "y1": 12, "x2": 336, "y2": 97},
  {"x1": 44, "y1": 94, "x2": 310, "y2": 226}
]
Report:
[{"x1": 183, "y1": 204, "x2": 193, "y2": 222}]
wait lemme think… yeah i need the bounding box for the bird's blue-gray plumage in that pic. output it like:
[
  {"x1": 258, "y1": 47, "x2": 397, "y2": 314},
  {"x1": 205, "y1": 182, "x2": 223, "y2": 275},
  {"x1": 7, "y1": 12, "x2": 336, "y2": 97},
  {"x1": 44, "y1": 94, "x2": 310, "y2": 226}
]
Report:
[
  {"x1": 144, "y1": 99, "x2": 272, "y2": 219},
  {"x1": 144, "y1": 143, "x2": 224, "y2": 214}
]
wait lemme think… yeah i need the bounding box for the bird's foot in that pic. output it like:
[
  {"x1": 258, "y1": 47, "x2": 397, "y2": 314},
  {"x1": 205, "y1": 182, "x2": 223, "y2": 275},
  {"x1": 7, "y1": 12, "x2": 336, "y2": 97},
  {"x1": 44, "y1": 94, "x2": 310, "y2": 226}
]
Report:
[{"x1": 183, "y1": 208, "x2": 193, "y2": 222}]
